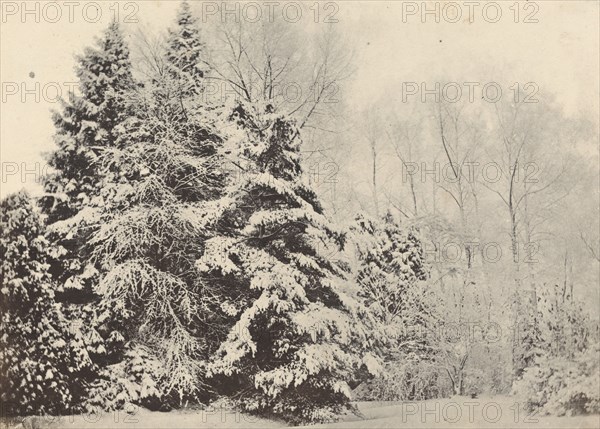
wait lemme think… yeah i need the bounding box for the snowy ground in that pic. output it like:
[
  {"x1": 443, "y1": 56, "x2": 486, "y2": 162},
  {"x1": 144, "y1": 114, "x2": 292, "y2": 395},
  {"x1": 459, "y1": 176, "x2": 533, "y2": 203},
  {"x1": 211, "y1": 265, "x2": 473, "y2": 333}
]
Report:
[
  {"x1": 3, "y1": 396, "x2": 599, "y2": 428},
  {"x1": 306, "y1": 396, "x2": 600, "y2": 428}
]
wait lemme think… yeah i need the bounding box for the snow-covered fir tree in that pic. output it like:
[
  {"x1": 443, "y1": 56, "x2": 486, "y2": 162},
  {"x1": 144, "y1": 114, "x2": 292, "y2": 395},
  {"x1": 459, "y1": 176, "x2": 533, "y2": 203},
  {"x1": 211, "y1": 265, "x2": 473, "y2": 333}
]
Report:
[
  {"x1": 198, "y1": 101, "x2": 383, "y2": 424},
  {"x1": 0, "y1": 192, "x2": 87, "y2": 415},
  {"x1": 164, "y1": 1, "x2": 208, "y2": 98},
  {"x1": 40, "y1": 19, "x2": 135, "y2": 308},
  {"x1": 41, "y1": 20, "x2": 135, "y2": 223},
  {"x1": 142, "y1": 1, "x2": 212, "y2": 140},
  {"x1": 350, "y1": 213, "x2": 430, "y2": 362},
  {"x1": 37, "y1": 21, "x2": 137, "y2": 403},
  {"x1": 82, "y1": 71, "x2": 227, "y2": 409}
]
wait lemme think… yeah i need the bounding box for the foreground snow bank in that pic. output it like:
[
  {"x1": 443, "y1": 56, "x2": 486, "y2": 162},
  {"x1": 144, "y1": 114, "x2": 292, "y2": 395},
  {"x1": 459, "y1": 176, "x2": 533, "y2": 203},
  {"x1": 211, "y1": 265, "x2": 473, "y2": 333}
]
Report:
[
  {"x1": 3, "y1": 396, "x2": 599, "y2": 428},
  {"x1": 311, "y1": 396, "x2": 600, "y2": 428}
]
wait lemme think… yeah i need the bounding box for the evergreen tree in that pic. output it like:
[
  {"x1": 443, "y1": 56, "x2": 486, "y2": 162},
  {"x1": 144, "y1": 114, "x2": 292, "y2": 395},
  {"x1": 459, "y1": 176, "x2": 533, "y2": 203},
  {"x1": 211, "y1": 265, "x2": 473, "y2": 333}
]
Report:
[
  {"x1": 42, "y1": 20, "x2": 135, "y2": 223},
  {"x1": 40, "y1": 19, "x2": 135, "y2": 301},
  {"x1": 199, "y1": 101, "x2": 382, "y2": 424},
  {"x1": 0, "y1": 192, "x2": 87, "y2": 415},
  {"x1": 38, "y1": 20, "x2": 137, "y2": 404},
  {"x1": 83, "y1": 79, "x2": 227, "y2": 409},
  {"x1": 164, "y1": 1, "x2": 208, "y2": 98},
  {"x1": 143, "y1": 1, "x2": 213, "y2": 150}
]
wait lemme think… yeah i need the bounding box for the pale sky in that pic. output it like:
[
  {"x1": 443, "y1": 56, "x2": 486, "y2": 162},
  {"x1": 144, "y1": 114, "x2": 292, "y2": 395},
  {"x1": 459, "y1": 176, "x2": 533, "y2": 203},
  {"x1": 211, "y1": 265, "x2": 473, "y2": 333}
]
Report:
[{"x1": 1, "y1": 0, "x2": 599, "y2": 197}]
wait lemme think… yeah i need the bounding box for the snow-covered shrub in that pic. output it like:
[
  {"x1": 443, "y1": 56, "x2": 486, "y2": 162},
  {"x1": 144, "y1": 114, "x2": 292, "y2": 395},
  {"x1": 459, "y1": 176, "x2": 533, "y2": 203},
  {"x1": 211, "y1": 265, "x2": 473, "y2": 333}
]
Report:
[
  {"x1": 354, "y1": 358, "x2": 451, "y2": 401},
  {"x1": 514, "y1": 344, "x2": 600, "y2": 416},
  {"x1": 0, "y1": 192, "x2": 87, "y2": 415},
  {"x1": 349, "y1": 213, "x2": 428, "y2": 326},
  {"x1": 349, "y1": 213, "x2": 441, "y2": 401},
  {"x1": 513, "y1": 284, "x2": 599, "y2": 416},
  {"x1": 538, "y1": 284, "x2": 593, "y2": 359},
  {"x1": 85, "y1": 345, "x2": 178, "y2": 412}
]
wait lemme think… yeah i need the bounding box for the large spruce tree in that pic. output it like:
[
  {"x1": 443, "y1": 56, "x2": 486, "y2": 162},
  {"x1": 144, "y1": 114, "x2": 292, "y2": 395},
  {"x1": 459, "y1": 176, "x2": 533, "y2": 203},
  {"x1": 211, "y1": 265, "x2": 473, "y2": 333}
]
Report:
[
  {"x1": 199, "y1": 101, "x2": 382, "y2": 424},
  {"x1": 40, "y1": 19, "x2": 135, "y2": 307},
  {"x1": 83, "y1": 88, "x2": 227, "y2": 409},
  {"x1": 42, "y1": 20, "x2": 135, "y2": 223},
  {"x1": 39, "y1": 20, "x2": 137, "y2": 404},
  {"x1": 83, "y1": 5, "x2": 224, "y2": 404}
]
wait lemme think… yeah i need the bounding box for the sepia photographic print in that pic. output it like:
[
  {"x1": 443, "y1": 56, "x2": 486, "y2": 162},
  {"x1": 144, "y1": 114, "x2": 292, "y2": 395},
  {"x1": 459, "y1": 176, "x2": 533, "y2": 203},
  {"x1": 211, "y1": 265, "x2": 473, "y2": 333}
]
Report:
[{"x1": 1, "y1": 1, "x2": 599, "y2": 428}]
